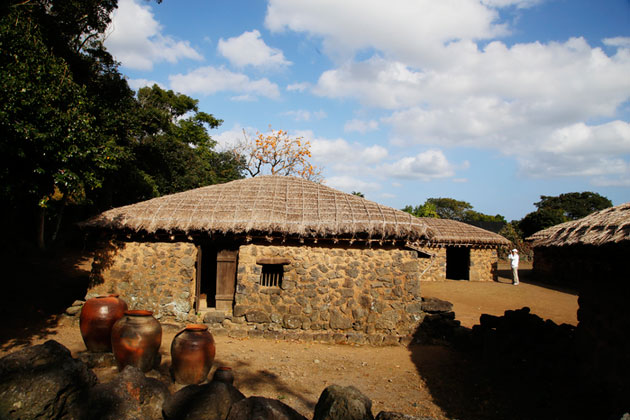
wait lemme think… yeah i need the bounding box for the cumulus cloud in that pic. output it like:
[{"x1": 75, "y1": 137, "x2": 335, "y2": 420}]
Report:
[
  {"x1": 169, "y1": 66, "x2": 280, "y2": 99},
  {"x1": 310, "y1": 137, "x2": 388, "y2": 169},
  {"x1": 286, "y1": 82, "x2": 311, "y2": 92},
  {"x1": 218, "y1": 30, "x2": 291, "y2": 69},
  {"x1": 127, "y1": 78, "x2": 164, "y2": 91},
  {"x1": 344, "y1": 119, "x2": 379, "y2": 133},
  {"x1": 380, "y1": 150, "x2": 458, "y2": 180},
  {"x1": 325, "y1": 176, "x2": 381, "y2": 194},
  {"x1": 282, "y1": 109, "x2": 327, "y2": 121},
  {"x1": 105, "y1": 0, "x2": 202, "y2": 70}
]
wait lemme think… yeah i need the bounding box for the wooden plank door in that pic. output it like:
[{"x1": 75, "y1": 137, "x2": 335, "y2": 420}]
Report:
[{"x1": 215, "y1": 249, "x2": 238, "y2": 312}]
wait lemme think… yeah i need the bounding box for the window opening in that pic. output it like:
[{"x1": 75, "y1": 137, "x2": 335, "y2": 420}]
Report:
[{"x1": 260, "y1": 264, "x2": 283, "y2": 287}]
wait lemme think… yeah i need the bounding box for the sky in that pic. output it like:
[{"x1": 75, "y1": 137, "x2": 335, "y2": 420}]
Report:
[{"x1": 103, "y1": 0, "x2": 630, "y2": 221}]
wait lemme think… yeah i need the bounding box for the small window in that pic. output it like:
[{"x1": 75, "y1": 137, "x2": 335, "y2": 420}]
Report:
[{"x1": 260, "y1": 264, "x2": 283, "y2": 287}]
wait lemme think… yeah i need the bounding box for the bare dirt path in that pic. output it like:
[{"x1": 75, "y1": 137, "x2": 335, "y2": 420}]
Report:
[{"x1": 0, "y1": 255, "x2": 580, "y2": 420}]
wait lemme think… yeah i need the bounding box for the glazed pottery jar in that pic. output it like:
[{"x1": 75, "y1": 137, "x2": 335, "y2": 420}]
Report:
[
  {"x1": 111, "y1": 310, "x2": 162, "y2": 372},
  {"x1": 79, "y1": 294, "x2": 128, "y2": 352},
  {"x1": 171, "y1": 324, "x2": 216, "y2": 384}
]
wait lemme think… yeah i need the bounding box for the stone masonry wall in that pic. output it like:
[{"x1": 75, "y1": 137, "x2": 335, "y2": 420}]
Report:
[
  {"x1": 469, "y1": 248, "x2": 499, "y2": 282},
  {"x1": 415, "y1": 246, "x2": 498, "y2": 282},
  {"x1": 233, "y1": 244, "x2": 425, "y2": 341},
  {"x1": 88, "y1": 241, "x2": 197, "y2": 321}
]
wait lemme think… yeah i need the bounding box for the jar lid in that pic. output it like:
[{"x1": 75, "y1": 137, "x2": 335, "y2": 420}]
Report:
[
  {"x1": 125, "y1": 310, "x2": 153, "y2": 316},
  {"x1": 185, "y1": 324, "x2": 208, "y2": 331}
]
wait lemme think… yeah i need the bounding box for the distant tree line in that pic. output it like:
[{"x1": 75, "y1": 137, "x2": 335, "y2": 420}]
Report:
[{"x1": 402, "y1": 192, "x2": 613, "y2": 257}]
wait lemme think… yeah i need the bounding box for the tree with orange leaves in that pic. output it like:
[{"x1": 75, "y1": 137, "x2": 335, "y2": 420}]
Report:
[{"x1": 239, "y1": 127, "x2": 323, "y2": 182}]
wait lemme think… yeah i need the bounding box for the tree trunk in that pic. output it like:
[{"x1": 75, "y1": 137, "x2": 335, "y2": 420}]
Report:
[
  {"x1": 51, "y1": 195, "x2": 68, "y2": 244},
  {"x1": 37, "y1": 206, "x2": 46, "y2": 251}
]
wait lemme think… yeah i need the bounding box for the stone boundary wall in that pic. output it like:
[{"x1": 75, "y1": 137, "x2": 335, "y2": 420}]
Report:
[
  {"x1": 232, "y1": 244, "x2": 425, "y2": 338},
  {"x1": 87, "y1": 241, "x2": 197, "y2": 322}
]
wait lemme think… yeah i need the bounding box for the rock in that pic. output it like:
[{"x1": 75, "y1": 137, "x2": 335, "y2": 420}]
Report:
[
  {"x1": 86, "y1": 365, "x2": 170, "y2": 420},
  {"x1": 66, "y1": 305, "x2": 82, "y2": 316},
  {"x1": 246, "y1": 310, "x2": 272, "y2": 323},
  {"x1": 227, "y1": 396, "x2": 307, "y2": 420},
  {"x1": 313, "y1": 384, "x2": 374, "y2": 420},
  {"x1": 421, "y1": 297, "x2": 453, "y2": 313},
  {"x1": 77, "y1": 351, "x2": 117, "y2": 369},
  {"x1": 163, "y1": 380, "x2": 245, "y2": 420},
  {"x1": 0, "y1": 340, "x2": 97, "y2": 420}
]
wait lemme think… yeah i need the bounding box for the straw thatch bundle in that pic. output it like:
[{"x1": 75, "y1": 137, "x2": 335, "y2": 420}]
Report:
[
  {"x1": 418, "y1": 217, "x2": 510, "y2": 247},
  {"x1": 81, "y1": 176, "x2": 433, "y2": 241},
  {"x1": 528, "y1": 202, "x2": 630, "y2": 247}
]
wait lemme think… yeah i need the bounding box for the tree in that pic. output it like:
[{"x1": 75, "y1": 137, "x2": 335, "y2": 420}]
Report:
[
  {"x1": 518, "y1": 192, "x2": 612, "y2": 238},
  {"x1": 239, "y1": 127, "x2": 322, "y2": 181},
  {"x1": 425, "y1": 198, "x2": 473, "y2": 221},
  {"x1": 0, "y1": 2, "x2": 123, "y2": 250},
  {"x1": 534, "y1": 192, "x2": 612, "y2": 220},
  {"x1": 402, "y1": 203, "x2": 439, "y2": 218},
  {"x1": 351, "y1": 191, "x2": 365, "y2": 198}
]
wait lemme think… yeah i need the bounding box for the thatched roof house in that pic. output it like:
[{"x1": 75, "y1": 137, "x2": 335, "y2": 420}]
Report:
[
  {"x1": 82, "y1": 176, "x2": 507, "y2": 343},
  {"x1": 528, "y1": 202, "x2": 630, "y2": 247},
  {"x1": 82, "y1": 175, "x2": 432, "y2": 243},
  {"x1": 528, "y1": 203, "x2": 630, "y2": 413}
]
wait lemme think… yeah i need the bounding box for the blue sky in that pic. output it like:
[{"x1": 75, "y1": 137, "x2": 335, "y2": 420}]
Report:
[{"x1": 103, "y1": 0, "x2": 630, "y2": 221}]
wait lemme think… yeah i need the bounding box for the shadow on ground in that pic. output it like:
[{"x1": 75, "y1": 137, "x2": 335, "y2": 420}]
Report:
[
  {"x1": 0, "y1": 247, "x2": 91, "y2": 352},
  {"x1": 408, "y1": 306, "x2": 617, "y2": 420}
]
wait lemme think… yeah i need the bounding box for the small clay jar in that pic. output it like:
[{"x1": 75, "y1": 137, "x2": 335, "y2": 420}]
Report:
[
  {"x1": 171, "y1": 324, "x2": 216, "y2": 384},
  {"x1": 79, "y1": 294, "x2": 128, "y2": 352},
  {"x1": 212, "y1": 366, "x2": 234, "y2": 385},
  {"x1": 111, "y1": 310, "x2": 162, "y2": 372}
]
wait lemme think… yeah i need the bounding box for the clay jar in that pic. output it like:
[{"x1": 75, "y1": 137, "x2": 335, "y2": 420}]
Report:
[
  {"x1": 212, "y1": 366, "x2": 234, "y2": 385},
  {"x1": 170, "y1": 324, "x2": 216, "y2": 384},
  {"x1": 79, "y1": 294, "x2": 128, "y2": 352},
  {"x1": 111, "y1": 310, "x2": 162, "y2": 372}
]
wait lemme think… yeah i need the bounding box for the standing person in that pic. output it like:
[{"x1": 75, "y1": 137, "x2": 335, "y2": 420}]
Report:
[{"x1": 508, "y1": 249, "x2": 519, "y2": 285}]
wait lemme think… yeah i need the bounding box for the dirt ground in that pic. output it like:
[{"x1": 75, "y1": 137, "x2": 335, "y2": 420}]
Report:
[{"x1": 0, "y1": 254, "x2": 579, "y2": 420}]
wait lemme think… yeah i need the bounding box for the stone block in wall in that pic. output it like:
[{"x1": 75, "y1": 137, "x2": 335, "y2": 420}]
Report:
[
  {"x1": 283, "y1": 315, "x2": 302, "y2": 329},
  {"x1": 245, "y1": 310, "x2": 271, "y2": 323},
  {"x1": 329, "y1": 310, "x2": 353, "y2": 330}
]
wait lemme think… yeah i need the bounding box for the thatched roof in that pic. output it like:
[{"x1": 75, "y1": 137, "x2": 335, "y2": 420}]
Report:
[
  {"x1": 417, "y1": 217, "x2": 510, "y2": 247},
  {"x1": 81, "y1": 176, "x2": 433, "y2": 242},
  {"x1": 528, "y1": 202, "x2": 630, "y2": 247}
]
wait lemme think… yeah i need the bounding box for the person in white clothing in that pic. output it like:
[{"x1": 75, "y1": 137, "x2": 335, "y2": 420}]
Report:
[{"x1": 508, "y1": 249, "x2": 519, "y2": 285}]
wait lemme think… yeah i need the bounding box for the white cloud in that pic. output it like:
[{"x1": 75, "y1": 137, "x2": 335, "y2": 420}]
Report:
[
  {"x1": 480, "y1": 0, "x2": 542, "y2": 8},
  {"x1": 218, "y1": 30, "x2": 291, "y2": 69},
  {"x1": 105, "y1": 0, "x2": 202, "y2": 70},
  {"x1": 287, "y1": 82, "x2": 311, "y2": 92},
  {"x1": 169, "y1": 66, "x2": 280, "y2": 99},
  {"x1": 282, "y1": 110, "x2": 327, "y2": 121},
  {"x1": 310, "y1": 137, "x2": 388, "y2": 169},
  {"x1": 266, "y1": 0, "x2": 508, "y2": 62},
  {"x1": 127, "y1": 78, "x2": 164, "y2": 91},
  {"x1": 213, "y1": 125, "x2": 253, "y2": 151},
  {"x1": 380, "y1": 149, "x2": 458, "y2": 180},
  {"x1": 344, "y1": 119, "x2": 379, "y2": 133},
  {"x1": 325, "y1": 176, "x2": 381, "y2": 194},
  {"x1": 603, "y1": 37, "x2": 630, "y2": 49}
]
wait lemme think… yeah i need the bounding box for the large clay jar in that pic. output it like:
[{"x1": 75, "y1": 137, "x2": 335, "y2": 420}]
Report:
[
  {"x1": 170, "y1": 324, "x2": 216, "y2": 384},
  {"x1": 111, "y1": 310, "x2": 162, "y2": 372},
  {"x1": 79, "y1": 294, "x2": 128, "y2": 352}
]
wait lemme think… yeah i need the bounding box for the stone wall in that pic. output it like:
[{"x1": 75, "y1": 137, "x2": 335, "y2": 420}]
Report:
[
  {"x1": 233, "y1": 243, "x2": 425, "y2": 340},
  {"x1": 88, "y1": 241, "x2": 197, "y2": 321},
  {"x1": 469, "y1": 248, "x2": 499, "y2": 282},
  {"x1": 415, "y1": 246, "x2": 498, "y2": 282}
]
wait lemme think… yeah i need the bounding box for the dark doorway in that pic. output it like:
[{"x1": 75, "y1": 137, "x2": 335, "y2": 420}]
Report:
[
  {"x1": 196, "y1": 244, "x2": 217, "y2": 310},
  {"x1": 446, "y1": 247, "x2": 470, "y2": 280}
]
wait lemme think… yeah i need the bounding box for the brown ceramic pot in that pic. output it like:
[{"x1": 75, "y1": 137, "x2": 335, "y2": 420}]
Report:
[
  {"x1": 170, "y1": 324, "x2": 216, "y2": 384},
  {"x1": 111, "y1": 310, "x2": 162, "y2": 372},
  {"x1": 79, "y1": 294, "x2": 128, "y2": 352},
  {"x1": 212, "y1": 366, "x2": 234, "y2": 385}
]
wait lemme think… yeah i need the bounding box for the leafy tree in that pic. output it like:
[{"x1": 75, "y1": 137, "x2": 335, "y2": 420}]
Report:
[
  {"x1": 518, "y1": 192, "x2": 612, "y2": 238},
  {"x1": 534, "y1": 192, "x2": 612, "y2": 220},
  {"x1": 402, "y1": 203, "x2": 439, "y2": 218},
  {"x1": 109, "y1": 85, "x2": 245, "y2": 203},
  {"x1": 351, "y1": 191, "x2": 365, "y2": 198},
  {"x1": 238, "y1": 127, "x2": 322, "y2": 181},
  {"x1": 425, "y1": 198, "x2": 473, "y2": 221},
  {"x1": 0, "y1": 2, "x2": 123, "y2": 250}
]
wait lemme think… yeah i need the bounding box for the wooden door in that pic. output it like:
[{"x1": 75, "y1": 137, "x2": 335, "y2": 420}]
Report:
[{"x1": 215, "y1": 249, "x2": 238, "y2": 312}]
